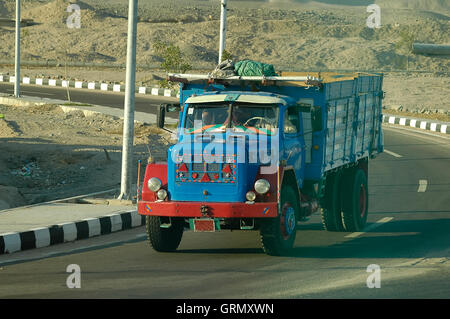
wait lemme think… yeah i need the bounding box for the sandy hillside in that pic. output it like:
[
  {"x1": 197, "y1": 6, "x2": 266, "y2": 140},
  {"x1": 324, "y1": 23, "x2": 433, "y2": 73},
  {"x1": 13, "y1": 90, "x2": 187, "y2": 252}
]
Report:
[{"x1": 0, "y1": 0, "x2": 447, "y2": 72}]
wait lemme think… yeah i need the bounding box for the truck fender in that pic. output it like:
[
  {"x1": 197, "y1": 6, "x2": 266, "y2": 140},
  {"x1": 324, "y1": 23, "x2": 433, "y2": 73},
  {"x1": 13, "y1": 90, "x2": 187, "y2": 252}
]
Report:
[
  {"x1": 141, "y1": 162, "x2": 168, "y2": 202},
  {"x1": 254, "y1": 167, "x2": 278, "y2": 203}
]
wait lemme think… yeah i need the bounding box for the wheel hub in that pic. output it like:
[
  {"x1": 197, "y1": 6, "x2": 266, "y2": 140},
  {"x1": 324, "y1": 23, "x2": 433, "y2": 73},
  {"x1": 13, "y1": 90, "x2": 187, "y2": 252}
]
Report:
[{"x1": 281, "y1": 206, "x2": 296, "y2": 238}]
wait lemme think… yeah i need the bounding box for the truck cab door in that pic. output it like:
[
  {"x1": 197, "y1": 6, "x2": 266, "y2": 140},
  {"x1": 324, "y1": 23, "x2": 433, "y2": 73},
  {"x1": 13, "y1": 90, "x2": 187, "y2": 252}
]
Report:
[
  {"x1": 297, "y1": 99, "x2": 316, "y2": 166},
  {"x1": 282, "y1": 106, "x2": 305, "y2": 188}
]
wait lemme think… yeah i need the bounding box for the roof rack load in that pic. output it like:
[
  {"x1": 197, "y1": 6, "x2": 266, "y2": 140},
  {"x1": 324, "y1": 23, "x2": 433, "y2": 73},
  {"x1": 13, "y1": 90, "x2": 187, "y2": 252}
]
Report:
[{"x1": 168, "y1": 73, "x2": 323, "y2": 87}]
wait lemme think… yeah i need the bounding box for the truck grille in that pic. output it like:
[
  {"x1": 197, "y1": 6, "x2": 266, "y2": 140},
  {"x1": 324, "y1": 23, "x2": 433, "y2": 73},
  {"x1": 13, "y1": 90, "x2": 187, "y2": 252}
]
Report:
[{"x1": 175, "y1": 155, "x2": 236, "y2": 183}]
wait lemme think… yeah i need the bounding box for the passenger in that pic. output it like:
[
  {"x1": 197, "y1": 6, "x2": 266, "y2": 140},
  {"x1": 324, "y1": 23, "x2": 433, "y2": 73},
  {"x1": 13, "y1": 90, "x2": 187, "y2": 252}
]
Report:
[{"x1": 201, "y1": 110, "x2": 213, "y2": 125}]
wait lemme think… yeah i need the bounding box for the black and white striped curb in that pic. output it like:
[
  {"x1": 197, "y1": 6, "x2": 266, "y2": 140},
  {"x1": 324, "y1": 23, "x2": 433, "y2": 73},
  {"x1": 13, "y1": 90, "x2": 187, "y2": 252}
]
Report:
[
  {"x1": 0, "y1": 210, "x2": 145, "y2": 255},
  {"x1": 0, "y1": 74, "x2": 179, "y2": 98},
  {"x1": 382, "y1": 114, "x2": 449, "y2": 134}
]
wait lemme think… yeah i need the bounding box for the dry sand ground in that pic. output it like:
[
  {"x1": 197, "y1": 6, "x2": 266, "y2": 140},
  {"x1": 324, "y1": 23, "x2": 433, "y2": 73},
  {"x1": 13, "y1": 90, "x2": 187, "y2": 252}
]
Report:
[{"x1": 0, "y1": 0, "x2": 448, "y2": 208}]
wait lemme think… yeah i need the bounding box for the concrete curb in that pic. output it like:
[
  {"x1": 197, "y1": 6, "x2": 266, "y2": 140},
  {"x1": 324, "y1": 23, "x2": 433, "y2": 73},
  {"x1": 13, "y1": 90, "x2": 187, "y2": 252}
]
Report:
[
  {"x1": 382, "y1": 114, "x2": 449, "y2": 134},
  {"x1": 0, "y1": 74, "x2": 179, "y2": 98},
  {"x1": 0, "y1": 210, "x2": 145, "y2": 255}
]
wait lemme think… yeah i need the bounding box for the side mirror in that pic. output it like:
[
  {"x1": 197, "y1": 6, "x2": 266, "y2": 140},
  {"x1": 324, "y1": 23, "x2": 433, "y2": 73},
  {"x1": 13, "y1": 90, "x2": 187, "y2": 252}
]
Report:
[{"x1": 157, "y1": 103, "x2": 181, "y2": 128}]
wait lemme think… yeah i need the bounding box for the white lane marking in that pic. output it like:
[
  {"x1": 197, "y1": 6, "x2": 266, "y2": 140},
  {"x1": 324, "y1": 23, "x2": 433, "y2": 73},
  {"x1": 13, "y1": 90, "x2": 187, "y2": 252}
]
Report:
[
  {"x1": 384, "y1": 149, "x2": 402, "y2": 158},
  {"x1": 417, "y1": 180, "x2": 428, "y2": 193},
  {"x1": 345, "y1": 217, "x2": 394, "y2": 238}
]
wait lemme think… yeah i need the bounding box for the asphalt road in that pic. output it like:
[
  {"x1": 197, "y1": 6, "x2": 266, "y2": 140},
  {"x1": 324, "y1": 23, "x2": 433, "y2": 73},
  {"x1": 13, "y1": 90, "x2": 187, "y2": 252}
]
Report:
[
  {"x1": 0, "y1": 82, "x2": 178, "y2": 115},
  {"x1": 0, "y1": 126, "x2": 449, "y2": 299}
]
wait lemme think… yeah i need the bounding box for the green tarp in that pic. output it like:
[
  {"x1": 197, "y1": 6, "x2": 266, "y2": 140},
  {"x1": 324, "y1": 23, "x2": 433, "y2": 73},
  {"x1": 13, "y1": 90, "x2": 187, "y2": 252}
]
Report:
[{"x1": 234, "y1": 60, "x2": 278, "y2": 77}]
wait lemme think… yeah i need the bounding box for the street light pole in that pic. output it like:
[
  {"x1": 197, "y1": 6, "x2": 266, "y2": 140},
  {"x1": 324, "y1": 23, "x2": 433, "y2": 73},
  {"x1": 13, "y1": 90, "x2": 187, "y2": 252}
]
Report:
[
  {"x1": 118, "y1": 0, "x2": 138, "y2": 200},
  {"x1": 14, "y1": 0, "x2": 20, "y2": 97},
  {"x1": 218, "y1": 0, "x2": 227, "y2": 63}
]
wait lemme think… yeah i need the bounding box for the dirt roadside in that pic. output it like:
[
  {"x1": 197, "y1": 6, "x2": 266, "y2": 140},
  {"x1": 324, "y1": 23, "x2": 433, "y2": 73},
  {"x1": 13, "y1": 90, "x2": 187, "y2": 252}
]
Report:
[{"x1": 0, "y1": 102, "x2": 172, "y2": 210}]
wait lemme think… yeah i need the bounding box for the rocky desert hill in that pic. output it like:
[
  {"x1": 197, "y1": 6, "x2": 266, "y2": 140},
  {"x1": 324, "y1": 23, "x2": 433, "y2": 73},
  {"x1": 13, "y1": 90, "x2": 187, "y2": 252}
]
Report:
[{"x1": 0, "y1": 0, "x2": 447, "y2": 73}]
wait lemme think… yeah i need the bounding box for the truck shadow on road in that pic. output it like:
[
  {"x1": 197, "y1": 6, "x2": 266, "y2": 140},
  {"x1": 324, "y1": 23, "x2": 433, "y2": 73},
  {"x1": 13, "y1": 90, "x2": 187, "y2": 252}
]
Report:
[
  {"x1": 289, "y1": 218, "x2": 450, "y2": 259},
  {"x1": 176, "y1": 217, "x2": 450, "y2": 259}
]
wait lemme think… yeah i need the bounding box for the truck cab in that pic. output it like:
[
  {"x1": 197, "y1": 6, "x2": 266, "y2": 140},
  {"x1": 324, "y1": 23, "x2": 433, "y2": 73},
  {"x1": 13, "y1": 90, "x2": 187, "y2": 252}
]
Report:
[{"x1": 138, "y1": 72, "x2": 383, "y2": 256}]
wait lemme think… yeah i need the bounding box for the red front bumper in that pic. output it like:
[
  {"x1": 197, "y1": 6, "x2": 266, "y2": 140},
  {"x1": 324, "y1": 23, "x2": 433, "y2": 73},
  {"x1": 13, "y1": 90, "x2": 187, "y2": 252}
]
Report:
[{"x1": 138, "y1": 201, "x2": 278, "y2": 218}]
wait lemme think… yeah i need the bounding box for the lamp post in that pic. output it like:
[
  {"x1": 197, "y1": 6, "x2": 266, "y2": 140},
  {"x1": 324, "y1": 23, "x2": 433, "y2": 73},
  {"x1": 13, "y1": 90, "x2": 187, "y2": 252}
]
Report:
[
  {"x1": 218, "y1": 0, "x2": 227, "y2": 63},
  {"x1": 14, "y1": 0, "x2": 20, "y2": 97},
  {"x1": 118, "y1": 0, "x2": 138, "y2": 200}
]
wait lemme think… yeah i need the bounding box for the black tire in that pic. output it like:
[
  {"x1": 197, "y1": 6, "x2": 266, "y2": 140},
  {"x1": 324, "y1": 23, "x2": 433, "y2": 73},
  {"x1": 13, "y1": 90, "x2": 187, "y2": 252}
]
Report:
[
  {"x1": 341, "y1": 168, "x2": 369, "y2": 232},
  {"x1": 321, "y1": 172, "x2": 345, "y2": 231},
  {"x1": 260, "y1": 185, "x2": 298, "y2": 256},
  {"x1": 146, "y1": 216, "x2": 184, "y2": 252}
]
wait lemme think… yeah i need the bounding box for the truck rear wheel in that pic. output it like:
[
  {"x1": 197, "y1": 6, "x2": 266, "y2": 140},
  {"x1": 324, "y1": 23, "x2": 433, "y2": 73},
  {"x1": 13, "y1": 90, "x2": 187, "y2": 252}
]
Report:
[
  {"x1": 341, "y1": 168, "x2": 368, "y2": 232},
  {"x1": 321, "y1": 172, "x2": 345, "y2": 231},
  {"x1": 260, "y1": 185, "x2": 298, "y2": 256},
  {"x1": 146, "y1": 216, "x2": 184, "y2": 252}
]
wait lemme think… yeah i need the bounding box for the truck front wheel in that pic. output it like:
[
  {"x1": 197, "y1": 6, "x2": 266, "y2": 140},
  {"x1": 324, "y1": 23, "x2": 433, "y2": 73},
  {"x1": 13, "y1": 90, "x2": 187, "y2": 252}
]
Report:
[
  {"x1": 260, "y1": 185, "x2": 298, "y2": 256},
  {"x1": 341, "y1": 168, "x2": 368, "y2": 232},
  {"x1": 146, "y1": 216, "x2": 184, "y2": 252}
]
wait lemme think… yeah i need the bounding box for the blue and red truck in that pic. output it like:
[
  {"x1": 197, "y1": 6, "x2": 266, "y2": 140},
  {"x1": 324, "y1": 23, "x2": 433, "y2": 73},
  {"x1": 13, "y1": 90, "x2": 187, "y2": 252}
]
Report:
[{"x1": 138, "y1": 71, "x2": 384, "y2": 255}]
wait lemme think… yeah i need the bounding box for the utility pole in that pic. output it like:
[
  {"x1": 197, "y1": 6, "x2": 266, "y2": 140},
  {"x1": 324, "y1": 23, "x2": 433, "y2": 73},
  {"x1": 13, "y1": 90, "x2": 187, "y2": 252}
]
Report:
[
  {"x1": 118, "y1": 0, "x2": 138, "y2": 200},
  {"x1": 218, "y1": 0, "x2": 227, "y2": 63},
  {"x1": 14, "y1": 0, "x2": 20, "y2": 97}
]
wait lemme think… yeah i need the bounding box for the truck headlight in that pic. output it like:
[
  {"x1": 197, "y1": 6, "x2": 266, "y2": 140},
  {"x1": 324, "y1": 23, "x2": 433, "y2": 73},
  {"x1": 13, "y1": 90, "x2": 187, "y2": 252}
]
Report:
[
  {"x1": 148, "y1": 177, "x2": 162, "y2": 192},
  {"x1": 246, "y1": 191, "x2": 256, "y2": 202},
  {"x1": 254, "y1": 179, "x2": 270, "y2": 194},
  {"x1": 157, "y1": 189, "x2": 167, "y2": 200}
]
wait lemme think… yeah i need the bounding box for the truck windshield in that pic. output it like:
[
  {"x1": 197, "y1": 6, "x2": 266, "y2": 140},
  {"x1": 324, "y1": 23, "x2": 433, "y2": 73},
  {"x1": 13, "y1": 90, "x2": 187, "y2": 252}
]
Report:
[{"x1": 184, "y1": 103, "x2": 278, "y2": 135}]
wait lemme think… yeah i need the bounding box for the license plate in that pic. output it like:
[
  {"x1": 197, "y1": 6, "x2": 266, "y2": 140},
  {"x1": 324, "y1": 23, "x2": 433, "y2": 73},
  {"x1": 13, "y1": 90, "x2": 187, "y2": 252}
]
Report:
[{"x1": 193, "y1": 219, "x2": 216, "y2": 232}]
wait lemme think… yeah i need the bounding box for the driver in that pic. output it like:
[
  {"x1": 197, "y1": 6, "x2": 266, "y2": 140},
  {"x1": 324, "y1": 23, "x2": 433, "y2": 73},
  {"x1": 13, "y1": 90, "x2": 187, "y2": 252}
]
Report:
[{"x1": 232, "y1": 107, "x2": 253, "y2": 127}]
